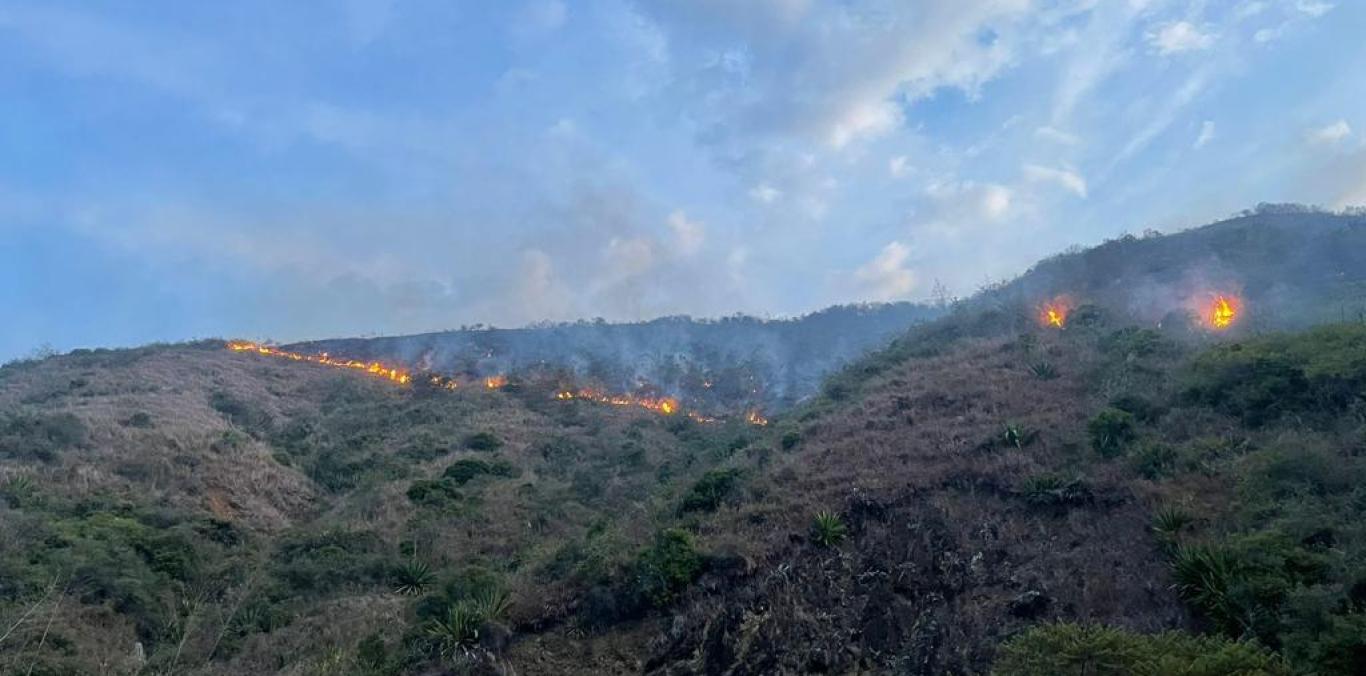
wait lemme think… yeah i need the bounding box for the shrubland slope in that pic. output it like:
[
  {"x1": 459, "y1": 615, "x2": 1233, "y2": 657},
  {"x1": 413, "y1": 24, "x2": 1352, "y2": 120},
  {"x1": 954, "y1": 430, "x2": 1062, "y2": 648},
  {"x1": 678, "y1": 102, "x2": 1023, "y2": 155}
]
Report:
[{"x1": 3, "y1": 209, "x2": 1366, "y2": 675}]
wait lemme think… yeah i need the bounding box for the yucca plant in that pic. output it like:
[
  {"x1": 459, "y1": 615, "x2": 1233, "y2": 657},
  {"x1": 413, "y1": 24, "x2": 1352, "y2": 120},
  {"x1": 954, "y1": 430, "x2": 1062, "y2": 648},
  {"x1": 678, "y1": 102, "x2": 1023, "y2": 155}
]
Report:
[
  {"x1": 1, "y1": 475, "x2": 36, "y2": 508},
  {"x1": 425, "y1": 603, "x2": 484, "y2": 658},
  {"x1": 1029, "y1": 361, "x2": 1059, "y2": 380},
  {"x1": 468, "y1": 587, "x2": 511, "y2": 622},
  {"x1": 1169, "y1": 544, "x2": 1252, "y2": 637},
  {"x1": 811, "y1": 510, "x2": 848, "y2": 547},
  {"x1": 1151, "y1": 505, "x2": 1195, "y2": 539},
  {"x1": 392, "y1": 560, "x2": 435, "y2": 596}
]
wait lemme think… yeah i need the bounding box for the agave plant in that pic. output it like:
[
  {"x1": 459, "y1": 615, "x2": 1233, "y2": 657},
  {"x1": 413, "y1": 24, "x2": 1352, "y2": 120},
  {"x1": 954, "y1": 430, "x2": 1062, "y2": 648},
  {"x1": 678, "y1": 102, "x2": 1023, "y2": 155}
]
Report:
[
  {"x1": 392, "y1": 559, "x2": 435, "y2": 596},
  {"x1": 1151, "y1": 505, "x2": 1195, "y2": 539},
  {"x1": 1029, "y1": 361, "x2": 1060, "y2": 380},
  {"x1": 1169, "y1": 544, "x2": 1252, "y2": 637},
  {"x1": 811, "y1": 510, "x2": 848, "y2": 548},
  {"x1": 425, "y1": 603, "x2": 484, "y2": 659},
  {"x1": 468, "y1": 587, "x2": 511, "y2": 622}
]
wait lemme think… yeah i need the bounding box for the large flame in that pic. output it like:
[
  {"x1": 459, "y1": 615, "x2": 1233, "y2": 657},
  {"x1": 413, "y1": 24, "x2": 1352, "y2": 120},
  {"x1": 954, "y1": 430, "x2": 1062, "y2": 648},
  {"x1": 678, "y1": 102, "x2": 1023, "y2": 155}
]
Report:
[
  {"x1": 1038, "y1": 295, "x2": 1074, "y2": 329},
  {"x1": 484, "y1": 375, "x2": 508, "y2": 390},
  {"x1": 1206, "y1": 294, "x2": 1240, "y2": 330}
]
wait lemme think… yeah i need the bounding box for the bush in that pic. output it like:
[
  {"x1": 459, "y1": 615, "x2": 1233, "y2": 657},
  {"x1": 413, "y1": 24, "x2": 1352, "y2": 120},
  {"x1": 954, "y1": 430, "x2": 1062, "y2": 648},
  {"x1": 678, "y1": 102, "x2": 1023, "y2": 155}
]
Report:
[
  {"x1": 405, "y1": 479, "x2": 462, "y2": 507},
  {"x1": 678, "y1": 469, "x2": 742, "y2": 513},
  {"x1": 1183, "y1": 325, "x2": 1366, "y2": 426},
  {"x1": 1132, "y1": 442, "x2": 1179, "y2": 479},
  {"x1": 0, "y1": 412, "x2": 88, "y2": 462},
  {"x1": 811, "y1": 511, "x2": 847, "y2": 547},
  {"x1": 780, "y1": 430, "x2": 801, "y2": 450},
  {"x1": 633, "y1": 529, "x2": 702, "y2": 607},
  {"x1": 1088, "y1": 408, "x2": 1136, "y2": 457},
  {"x1": 463, "y1": 431, "x2": 503, "y2": 452},
  {"x1": 392, "y1": 560, "x2": 435, "y2": 596},
  {"x1": 994, "y1": 622, "x2": 1288, "y2": 676},
  {"x1": 442, "y1": 458, "x2": 519, "y2": 486},
  {"x1": 1019, "y1": 474, "x2": 1091, "y2": 507},
  {"x1": 1029, "y1": 361, "x2": 1059, "y2": 380},
  {"x1": 209, "y1": 391, "x2": 273, "y2": 437}
]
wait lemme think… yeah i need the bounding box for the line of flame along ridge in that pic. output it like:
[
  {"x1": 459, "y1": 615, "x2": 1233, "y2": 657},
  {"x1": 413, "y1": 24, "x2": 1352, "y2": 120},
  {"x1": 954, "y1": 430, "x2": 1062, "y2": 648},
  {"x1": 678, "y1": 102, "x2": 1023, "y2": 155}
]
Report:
[{"x1": 226, "y1": 341, "x2": 766, "y2": 424}]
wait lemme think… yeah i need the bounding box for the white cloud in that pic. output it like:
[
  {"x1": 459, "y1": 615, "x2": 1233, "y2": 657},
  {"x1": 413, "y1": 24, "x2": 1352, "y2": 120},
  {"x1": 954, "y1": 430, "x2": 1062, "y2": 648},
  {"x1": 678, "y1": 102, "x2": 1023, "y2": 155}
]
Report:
[
  {"x1": 1307, "y1": 120, "x2": 1352, "y2": 146},
  {"x1": 1023, "y1": 164, "x2": 1088, "y2": 198},
  {"x1": 1194, "y1": 120, "x2": 1216, "y2": 149},
  {"x1": 1147, "y1": 21, "x2": 1216, "y2": 54},
  {"x1": 828, "y1": 100, "x2": 901, "y2": 149},
  {"x1": 511, "y1": 0, "x2": 567, "y2": 40},
  {"x1": 749, "y1": 183, "x2": 782, "y2": 204},
  {"x1": 854, "y1": 241, "x2": 915, "y2": 301},
  {"x1": 1296, "y1": 1, "x2": 1334, "y2": 18},
  {"x1": 1234, "y1": 1, "x2": 1268, "y2": 20},
  {"x1": 888, "y1": 155, "x2": 910, "y2": 177},
  {"x1": 638, "y1": 2, "x2": 1037, "y2": 153},
  {"x1": 1035, "y1": 125, "x2": 1081, "y2": 146},
  {"x1": 666, "y1": 210, "x2": 705, "y2": 255}
]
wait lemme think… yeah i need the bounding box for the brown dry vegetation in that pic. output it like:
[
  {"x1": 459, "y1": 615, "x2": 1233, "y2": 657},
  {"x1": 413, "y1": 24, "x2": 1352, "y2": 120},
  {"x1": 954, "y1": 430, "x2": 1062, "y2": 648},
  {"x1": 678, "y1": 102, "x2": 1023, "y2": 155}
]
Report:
[{"x1": 3, "y1": 301, "x2": 1365, "y2": 674}]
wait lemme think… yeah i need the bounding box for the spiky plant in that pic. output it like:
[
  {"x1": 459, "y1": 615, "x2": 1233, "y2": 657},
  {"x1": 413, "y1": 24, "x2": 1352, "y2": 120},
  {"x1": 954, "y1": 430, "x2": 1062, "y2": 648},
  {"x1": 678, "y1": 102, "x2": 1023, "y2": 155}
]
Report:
[
  {"x1": 468, "y1": 587, "x2": 511, "y2": 622},
  {"x1": 1003, "y1": 424, "x2": 1027, "y2": 449},
  {"x1": 1169, "y1": 544, "x2": 1251, "y2": 637},
  {"x1": 392, "y1": 560, "x2": 435, "y2": 596},
  {"x1": 0, "y1": 475, "x2": 35, "y2": 508},
  {"x1": 1151, "y1": 505, "x2": 1195, "y2": 539},
  {"x1": 811, "y1": 510, "x2": 848, "y2": 548},
  {"x1": 425, "y1": 604, "x2": 484, "y2": 659},
  {"x1": 1029, "y1": 361, "x2": 1059, "y2": 380}
]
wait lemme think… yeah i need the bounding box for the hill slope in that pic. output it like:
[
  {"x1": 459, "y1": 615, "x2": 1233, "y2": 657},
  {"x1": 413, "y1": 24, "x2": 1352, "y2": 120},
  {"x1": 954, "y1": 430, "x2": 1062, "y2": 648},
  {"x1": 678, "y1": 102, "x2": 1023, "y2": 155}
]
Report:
[{"x1": 3, "y1": 209, "x2": 1366, "y2": 675}]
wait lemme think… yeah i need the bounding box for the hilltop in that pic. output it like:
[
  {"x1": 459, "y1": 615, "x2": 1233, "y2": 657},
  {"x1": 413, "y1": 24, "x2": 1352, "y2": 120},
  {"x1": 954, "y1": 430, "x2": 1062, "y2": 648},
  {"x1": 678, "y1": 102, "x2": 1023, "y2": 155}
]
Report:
[{"x1": 2, "y1": 207, "x2": 1365, "y2": 675}]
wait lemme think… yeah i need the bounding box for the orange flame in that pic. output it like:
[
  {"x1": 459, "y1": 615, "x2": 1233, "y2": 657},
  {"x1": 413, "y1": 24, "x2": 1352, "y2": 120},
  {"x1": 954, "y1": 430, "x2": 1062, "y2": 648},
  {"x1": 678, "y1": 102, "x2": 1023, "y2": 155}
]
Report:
[
  {"x1": 484, "y1": 375, "x2": 507, "y2": 389},
  {"x1": 1038, "y1": 295, "x2": 1074, "y2": 329},
  {"x1": 227, "y1": 341, "x2": 412, "y2": 385},
  {"x1": 745, "y1": 410, "x2": 769, "y2": 426},
  {"x1": 1206, "y1": 294, "x2": 1240, "y2": 330}
]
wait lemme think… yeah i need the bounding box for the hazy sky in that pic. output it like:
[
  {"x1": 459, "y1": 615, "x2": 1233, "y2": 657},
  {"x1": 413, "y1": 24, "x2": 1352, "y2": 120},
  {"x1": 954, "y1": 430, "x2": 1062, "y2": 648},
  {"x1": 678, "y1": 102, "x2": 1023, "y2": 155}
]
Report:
[{"x1": 3, "y1": 0, "x2": 1365, "y2": 359}]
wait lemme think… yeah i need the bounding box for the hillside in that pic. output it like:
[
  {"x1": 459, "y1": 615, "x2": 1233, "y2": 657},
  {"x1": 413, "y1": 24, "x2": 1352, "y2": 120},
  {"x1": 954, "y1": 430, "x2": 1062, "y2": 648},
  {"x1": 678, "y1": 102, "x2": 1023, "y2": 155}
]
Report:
[
  {"x1": 2, "y1": 211, "x2": 1366, "y2": 675},
  {"x1": 288, "y1": 303, "x2": 942, "y2": 416}
]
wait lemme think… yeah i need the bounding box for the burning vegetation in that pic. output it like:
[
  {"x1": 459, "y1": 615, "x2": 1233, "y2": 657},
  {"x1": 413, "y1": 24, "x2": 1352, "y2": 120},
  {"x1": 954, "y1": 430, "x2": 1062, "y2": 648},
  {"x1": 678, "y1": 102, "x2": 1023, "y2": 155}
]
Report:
[
  {"x1": 1038, "y1": 296, "x2": 1074, "y2": 329},
  {"x1": 227, "y1": 341, "x2": 764, "y2": 424},
  {"x1": 227, "y1": 341, "x2": 414, "y2": 385},
  {"x1": 1206, "y1": 294, "x2": 1240, "y2": 330}
]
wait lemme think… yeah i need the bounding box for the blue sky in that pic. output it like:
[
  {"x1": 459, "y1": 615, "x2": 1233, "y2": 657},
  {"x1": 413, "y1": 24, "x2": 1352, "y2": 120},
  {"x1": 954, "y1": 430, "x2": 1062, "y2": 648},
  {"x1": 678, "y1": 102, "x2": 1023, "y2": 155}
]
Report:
[{"x1": 2, "y1": 0, "x2": 1364, "y2": 360}]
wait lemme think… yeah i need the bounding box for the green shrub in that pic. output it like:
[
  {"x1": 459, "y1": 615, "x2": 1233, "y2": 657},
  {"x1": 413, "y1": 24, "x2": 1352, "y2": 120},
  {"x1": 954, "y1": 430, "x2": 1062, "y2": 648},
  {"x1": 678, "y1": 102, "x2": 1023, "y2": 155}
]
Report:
[
  {"x1": 1001, "y1": 423, "x2": 1038, "y2": 450},
  {"x1": 123, "y1": 412, "x2": 155, "y2": 429},
  {"x1": 678, "y1": 469, "x2": 742, "y2": 513},
  {"x1": 1183, "y1": 325, "x2": 1366, "y2": 426},
  {"x1": 1019, "y1": 473, "x2": 1091, "y2": 507},
  {"x1": 442, "y1": 457, "x2": 519, "y2": 485},
  {"x1": 1151, "y1": 505, "x2": 1194, "y2": 540},
  {"x1": 633, "y1": 529, "x2": 702, "y2": 607},
  {"x1": 0, "y1": 411, "x2": 88, "y2": 462},
  {"x1": 271, "y1": 529, "x2": 388, "y2": 596},
  {"x1": 1100, "y1": 327, "x2": 1169, "y2": 359},
  {"x1": 405, "y1": 479, "x2": 462, "y2": 506},
  {"x1": 463, "y1": 431, "x2": 503, "y2": 452},
  {"x1": 780, "y1": 430, "x2": 801, "y2": 450},
  {"x1": 392, "y1": 560, "x2": 435, "y2": 596},
  {"x1": 1132, "y1": 442, "x2": 1179, "y2": 479},
  {"x1": 811, "y1": 511, "x2": 847, "y2": 547},
  {"x1": 994, "y1": 622, "x2": 1288, "y2": 676},
  {"x1": 1029, "y1": 361, "x2": 1059, "y2": 380},
  {"x1": 1088, "y1": 408, "x2": 1136, "y2": 457},
  {"x1": 209, "y1": 391, "x2": 273, "y2": 437}
]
